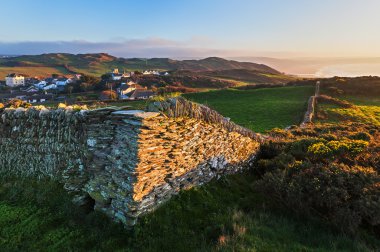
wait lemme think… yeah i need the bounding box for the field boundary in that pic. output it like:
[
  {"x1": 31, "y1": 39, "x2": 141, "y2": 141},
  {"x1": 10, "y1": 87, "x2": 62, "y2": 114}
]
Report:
[{"x1": 300, "y1": 81, "x2": 319, "y2": 127}]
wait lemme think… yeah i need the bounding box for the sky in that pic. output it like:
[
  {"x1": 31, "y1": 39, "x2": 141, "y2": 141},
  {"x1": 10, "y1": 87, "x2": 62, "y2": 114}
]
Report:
[{"x1": 1, "y1": 0, "x2": 380, "y2": 59}]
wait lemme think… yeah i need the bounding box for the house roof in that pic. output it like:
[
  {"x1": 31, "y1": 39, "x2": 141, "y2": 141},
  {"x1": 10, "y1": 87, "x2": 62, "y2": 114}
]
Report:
[
  {"x1": 119, "y1": 83, "x2": 145, "y2": 91},
  {"x1": 129, "y1": 89, "x2": 155, "y2": 99},
  {"x1": 6, "y1": 73, "x2": 24, "y2": 78}
]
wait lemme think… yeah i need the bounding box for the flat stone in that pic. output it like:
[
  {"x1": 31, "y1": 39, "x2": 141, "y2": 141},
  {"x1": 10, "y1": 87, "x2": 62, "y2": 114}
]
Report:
[
  {"x1": 135, "y1": 112, "x2": 160, "y2": 119},
  {"x1": 112, "y1": 110, "x2": 145, "y2": 115}
]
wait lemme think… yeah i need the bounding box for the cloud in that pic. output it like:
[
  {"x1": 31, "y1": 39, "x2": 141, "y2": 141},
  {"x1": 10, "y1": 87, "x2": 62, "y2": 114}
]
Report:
[{"x1": 0, "y1": 38, "x2": 233, "y2": 58}]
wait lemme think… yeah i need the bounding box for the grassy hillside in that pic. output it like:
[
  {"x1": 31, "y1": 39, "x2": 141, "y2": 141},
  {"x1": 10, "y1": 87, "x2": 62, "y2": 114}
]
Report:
[
  {"x1": 316, "y1": 78, "x2": 380, "y2": 125},
  {"x1": 0, "y1": 54, "x2": 290, "y2": 84},
  {"x1": 200, "y1": 69, "x2": 294, "y2": 84},
  {"x1": 184, "y1": 86, "x2": 315, "y2": 132},
  {"x1": 1, "y1": 174, "x2": 379, "y2": 251},
  {"x1": 316, "y1": 95, "x2": 380, "y2": 126}
]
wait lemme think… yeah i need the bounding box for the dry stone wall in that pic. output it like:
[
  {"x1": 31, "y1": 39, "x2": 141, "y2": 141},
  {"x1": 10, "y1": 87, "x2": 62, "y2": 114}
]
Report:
[
  {"x1": 0, "y1": 107, "x2": 88, "y2": 198},
  {"x1": 0, "y1": 98, "x2": 261, "y2": 226},
  {"x1": 301, "y1": 96, "x2": 316, "y2": 127}
]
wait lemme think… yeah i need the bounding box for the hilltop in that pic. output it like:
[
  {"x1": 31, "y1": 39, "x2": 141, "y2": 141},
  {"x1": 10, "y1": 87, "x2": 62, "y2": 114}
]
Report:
[{"x1": 0, "y1": 53, "x2": 292, "y2": 85}]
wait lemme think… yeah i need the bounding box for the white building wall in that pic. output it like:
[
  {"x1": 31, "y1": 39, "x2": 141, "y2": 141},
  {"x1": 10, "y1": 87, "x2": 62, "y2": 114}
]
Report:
[{"x1": 5, "y1": 76, "x2": 25, "y2": 87}]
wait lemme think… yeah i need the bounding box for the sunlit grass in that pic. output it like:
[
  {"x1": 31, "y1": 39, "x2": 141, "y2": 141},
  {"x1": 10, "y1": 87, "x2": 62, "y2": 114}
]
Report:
[
  {"x1": 1, "y1": 174, "x2": 378, "y2": 251},
  {"x1": 184, "y1": 86, "x2": 314, "y2": 132},
  {"x1": 317, "y1": 95, "x2": 380, "y2": 126}
]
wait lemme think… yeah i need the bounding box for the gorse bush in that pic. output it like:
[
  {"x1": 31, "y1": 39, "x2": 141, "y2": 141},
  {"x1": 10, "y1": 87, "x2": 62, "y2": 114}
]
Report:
[
  {"x1": 255, "y1": 123, "x2": 380, "y2": 235},
  {"x1": 307, "y1": 139, "x2": 369, "y2": 160},
  {"x1": 308, "y1": 142, "x2": 333, "y2": 158},
  {"x1": 0, "y1": 99, "x2": 32, "y2": 111}
]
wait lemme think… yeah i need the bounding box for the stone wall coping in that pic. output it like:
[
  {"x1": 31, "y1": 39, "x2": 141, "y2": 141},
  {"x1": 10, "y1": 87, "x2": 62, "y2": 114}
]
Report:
[
  {"x1": 112, "y1": 110, "x2": 160, "y2": 119},
  {"x1": 112, "y1": 110, "x2": 145, "y2": 115}
]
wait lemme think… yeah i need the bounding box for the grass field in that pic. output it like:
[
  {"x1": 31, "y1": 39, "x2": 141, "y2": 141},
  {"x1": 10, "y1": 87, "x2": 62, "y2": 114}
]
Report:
[
  {"x1": 1, "y1": 174, "x2": 379, "y2": 251},
  {"x1": 184, "y1": 86, "x2": 315, "y2": 132}
]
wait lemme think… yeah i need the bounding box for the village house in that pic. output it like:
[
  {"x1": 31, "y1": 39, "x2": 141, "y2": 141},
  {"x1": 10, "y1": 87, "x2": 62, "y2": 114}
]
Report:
[
  {"x1": 128, "y1": 89, "x2": 155, "y2": 100},
  {"x1": 26, "y1": 93, "x2": 54, "y2": 103},
  {"x1": 5, "y1": 73, "x2": 25, "y2": 87},
  {"x1": 0, "y1": 91, "x2": 54, "y2": 103},
  {"x1": 33, "y1": 76, "x2": 74, "y2": 90},
  {"x1": 22, "y1": 86, "x2": 39, "y2": 93},
  {"x1": 43, "y1": 84, "x2": 57, "y2": 90},
  {"x1": 143, "y1": 70, "x2": 160, "y2": 75},
  {"x1": 142, "y1": 70, "x2": 170, "y2": 76},
  {"x1": 34, "y1": 81, "x2": 47, "y2": 89},
  {"x1": 56, "y1": 77, "x2": 72, "y2": 86},
  {"x1": 117, "y1": 81, "x2": 155, "y2": 100},
  {"x1": 111, "y1": 69, "x2": 130, "y2": 80}
]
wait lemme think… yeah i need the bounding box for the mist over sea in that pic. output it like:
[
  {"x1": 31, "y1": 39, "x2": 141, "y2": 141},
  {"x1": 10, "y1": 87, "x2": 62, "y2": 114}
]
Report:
[
  {"x1": 234, "y1": 57, "x2": 380, "y2": 78},
  {"x1": 314, "y1": 63, "x2": 380, "y2": 77}
]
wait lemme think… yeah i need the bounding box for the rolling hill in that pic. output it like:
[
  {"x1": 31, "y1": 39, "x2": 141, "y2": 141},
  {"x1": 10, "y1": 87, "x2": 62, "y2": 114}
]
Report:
[{"x1": 0, "y1": 53, "x2": 292, "y2": 85}]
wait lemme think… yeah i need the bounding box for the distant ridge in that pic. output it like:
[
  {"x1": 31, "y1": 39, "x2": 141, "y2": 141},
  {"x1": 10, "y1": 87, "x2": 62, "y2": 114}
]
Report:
[{"x1": 0, "y1": 53, "x2": 281, "y2": 77}]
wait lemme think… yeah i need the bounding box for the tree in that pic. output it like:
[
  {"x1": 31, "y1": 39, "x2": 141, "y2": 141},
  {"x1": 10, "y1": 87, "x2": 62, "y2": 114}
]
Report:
[
  {"x1": 101, "y1": 73, "x2": 112, "y2": 81},
  {"x1": 100, "y1": 90, "x2": 117, "y2": 100},
  {"x1": 80, "y1": 82, "x2": 91, "y2": 92}
]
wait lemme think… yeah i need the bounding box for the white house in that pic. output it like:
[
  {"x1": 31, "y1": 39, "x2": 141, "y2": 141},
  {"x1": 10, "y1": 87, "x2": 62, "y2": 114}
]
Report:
[
  {"x1": 5, "y1": 73, "x2": 25, "y2": 87},
  {"x1": 56, "y1": 78, "x2": 70, "y2": 86},
  {"x1": 43, "y1": 84, "x2": 57, "y2": 90},
  {"x1": 24, "y1": 86, "x2": 39, "y2": 93},
  {"x1": 117, "y1": 81, "x2": 147, "y2": 99},
  {"x1": 143, "y1": 70, "x2": 165, "y2": 76},
  {"x1": 110, "y1": 69, "x2": 130, "y2": 80},
  {"x1": 34, "y1": 81, "x2": 47, "y2": 89}
]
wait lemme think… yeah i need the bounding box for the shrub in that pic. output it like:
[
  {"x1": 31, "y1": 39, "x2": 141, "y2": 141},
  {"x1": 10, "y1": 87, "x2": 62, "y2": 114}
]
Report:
[
  {"x1": 258, "y1": 141, "x2": 287, "y2": 159},
  {"x1": 255, "y1": 124, "x2": 379, "y2": 235},
  {"x1": 308, "y1": 142, "x2": 333, "y2": 159},
  {"x1": 308, "y1": 140, "x2": 369, "y2": 159},
  {"x1": 346, "y1": 140, "x2": 369, "y2": 155},
  {"x1": 289, "y1": 138, "x2": 325, "y2": 159},
  {"x1": 6, "y1": 99, "x2": 32, "y2": 109},
  {"x1": 326, "y1": 86, "x2": 344, "y2": 95},
  {"x1": 326, "y1": 140, "x2": 349, "y2": 154},
  {"x1": 267, "y1": 128, "x2": 293, "y2": 139},
  {"x1": 256, "y1": 162, "x2": 380, "y2": 234},
  {"x1": 350, "y1": 132, "x2": 372, "y2": 141}
]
